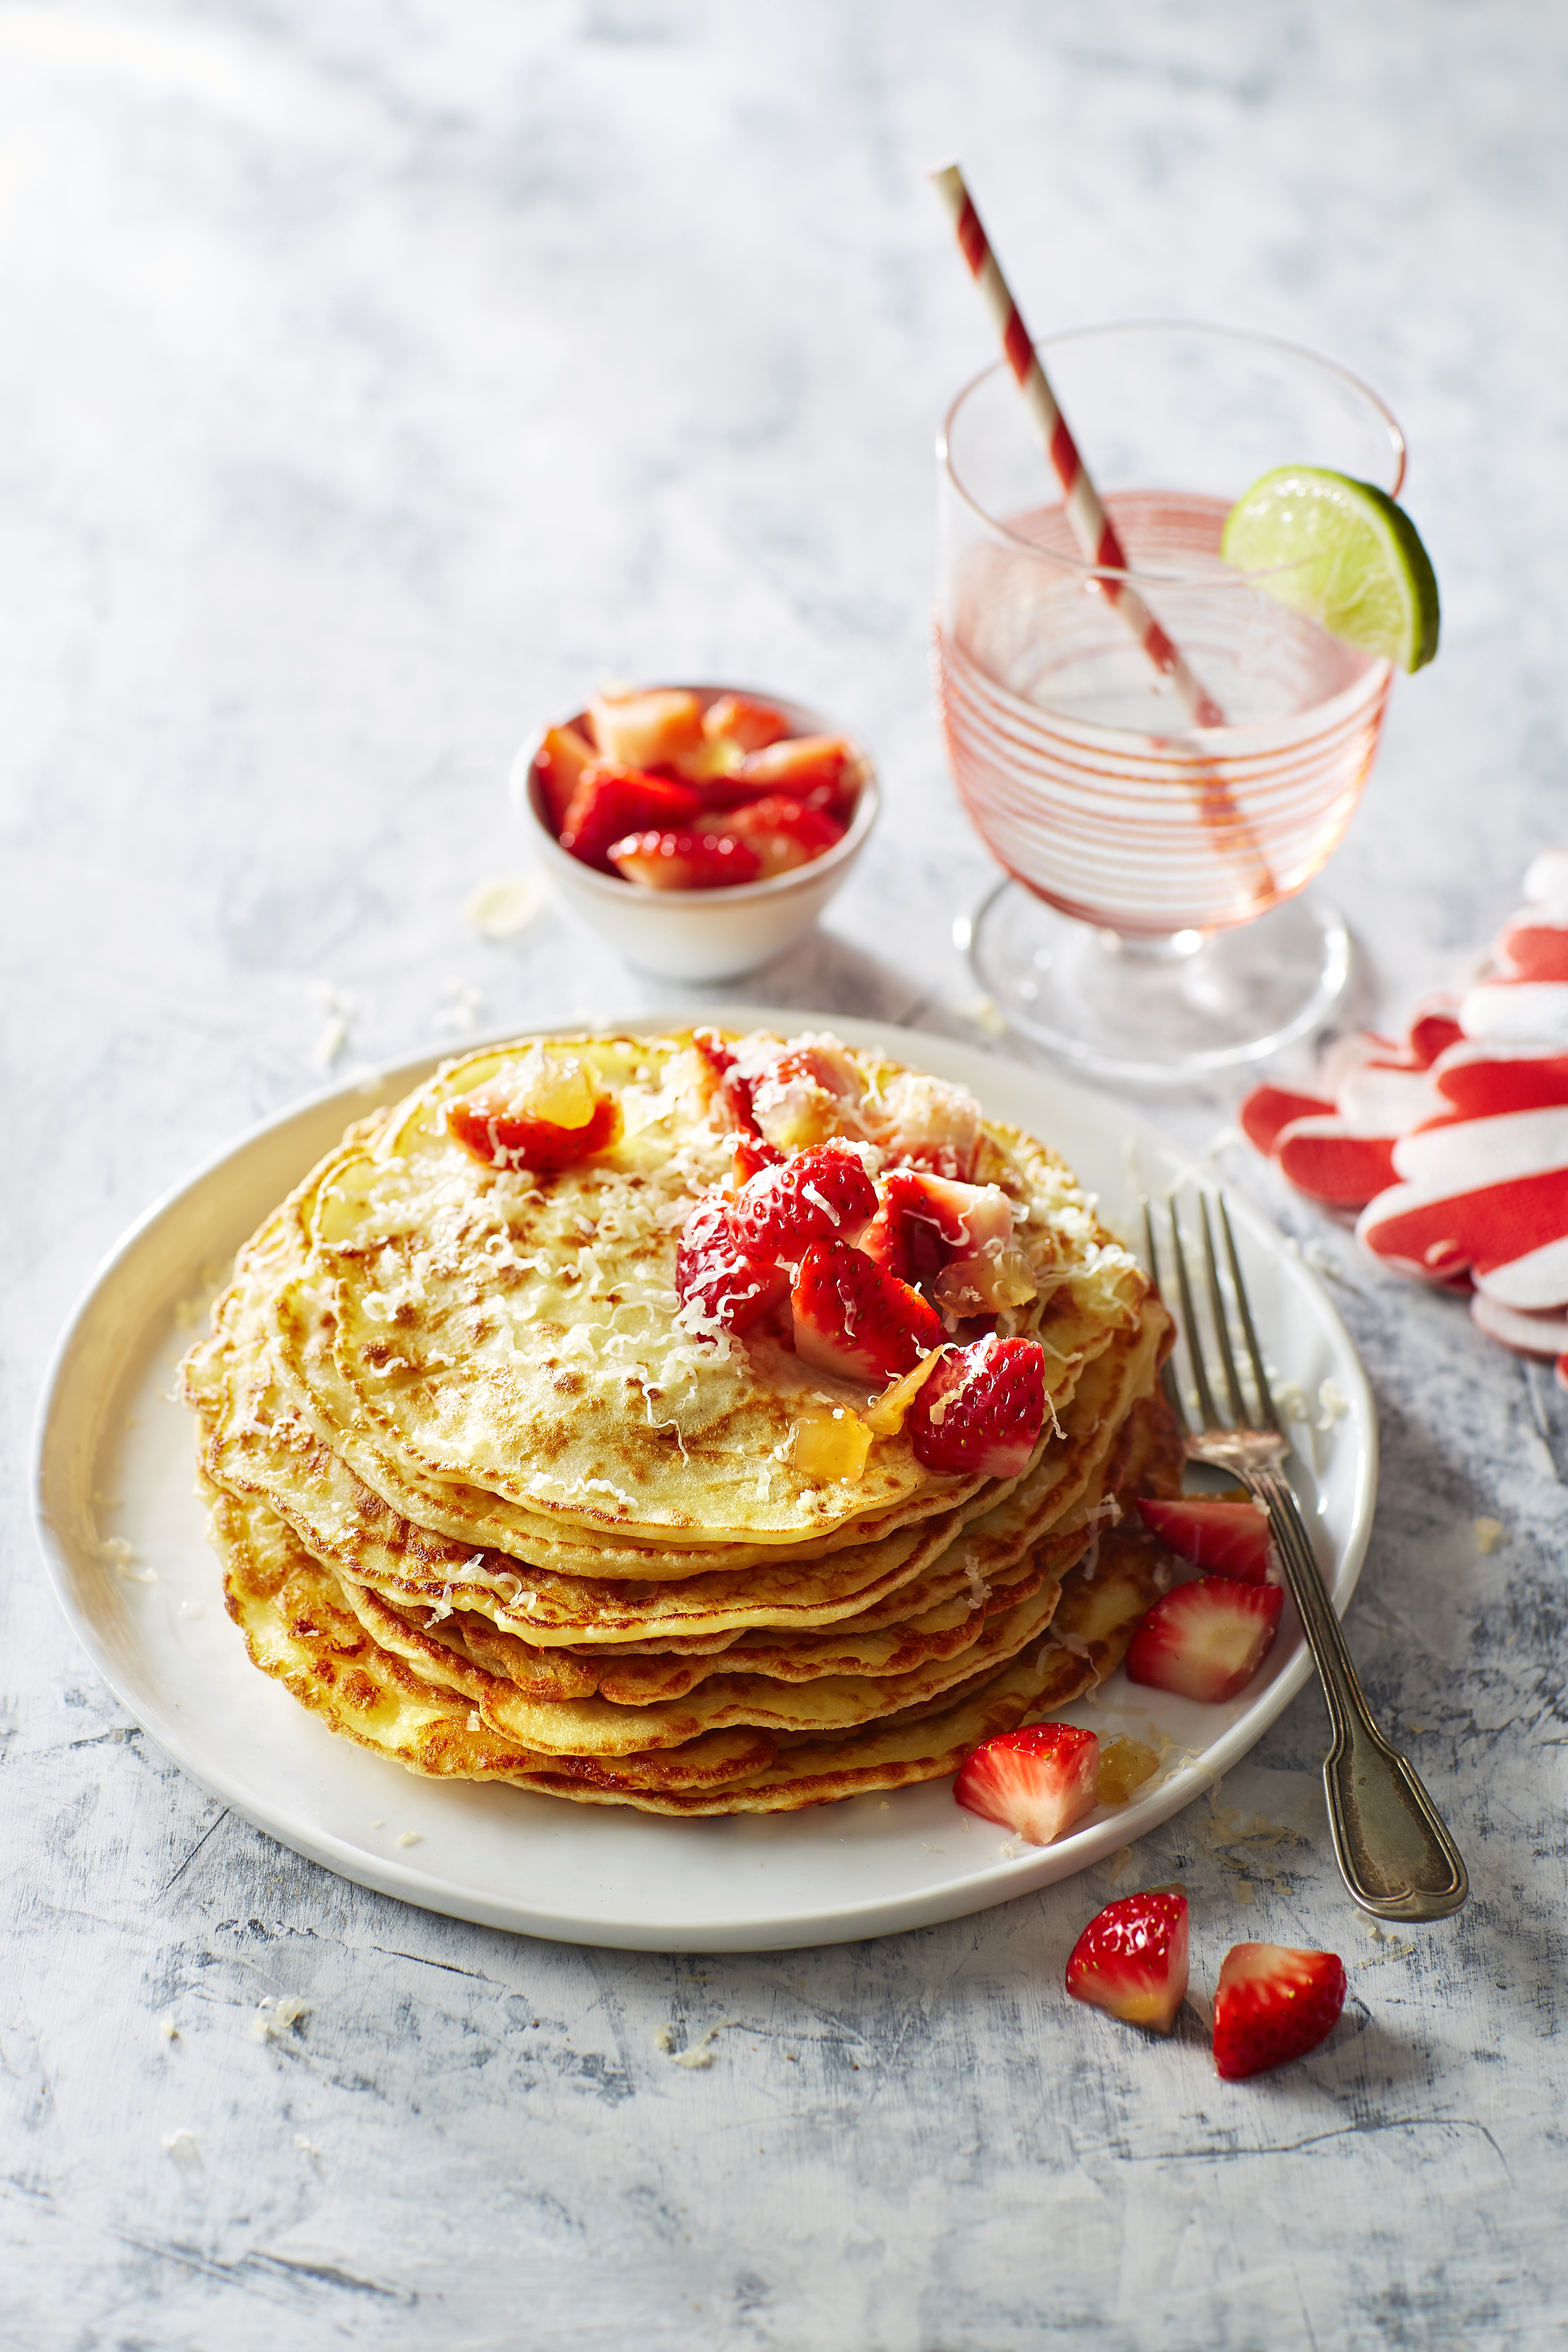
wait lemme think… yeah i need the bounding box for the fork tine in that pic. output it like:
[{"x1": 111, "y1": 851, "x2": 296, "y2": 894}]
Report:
[
  {"x1": 1142, "y1": 1196, "x2": 1192, "y2": 1434},
  {"x1": 1218, "y1": 1194, "x2": 1282, "y2": 1435},
  {"x1": 1199, "y1": 1193, "x2": 1249, "y2": 1425},
  {"x1": 1168, "y1": 1194, "x2": 1221, "y2": 1432}
]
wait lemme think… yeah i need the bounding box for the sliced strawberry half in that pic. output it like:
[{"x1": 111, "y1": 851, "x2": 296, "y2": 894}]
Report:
[
  {"x1": 1212, "y1": 1942, "x2": 1347, "y2": 2080},
  {"x1": 862, "y1": 1169, "x2": 1034, "y2": 1315},
  {"x1": 719, "y1": 795, "x2": 844, "y2": 878},
  {"x1": 534, "y1": 722, "x2": 598, "y2": 833},
  {"x1": 1125, "y1": 1577, "x2": 1283, "y2": 1703},
  {"x1": 1135, "y1": 1495, "x2": 1274, "y2": 1584},
  {"x1": 733, "y1": 1142, "x2": 879, "y2": 1259},
  {"x1": 587, "y1": 687, "x2": 704, "y2": 773},
  {"x1": 738, "y1": 733, "x2": 862, "y2": 819},
  {"x1": 732, "y1": 1133, "x2": 785, "y2": 1185},
  {"x1": 953, "y1": 1722, "x2": 1100, "y2": 1846},
  {"x1": 1065, "y1": 1890, "x2": 1190, "y2": 2034},
  {"x1": 559, "y1": 764, "x2": 702, "y2": 872},
  {"x1": 860, "y1": 1168, "x2": 971, "y2": 1285},
  {"x1": 701, "y1": 692, "x2": 791, "y2": 754},
  {"x1": 674, "y1": 1194, "x2": 789, "y2": 1335},
  {"x1": 447, "y1": 1051, "x2": 621, "y2": 1175},
  {"x1": 791, "y1": 1239, "x2": 941, "y2": 1383},
  {"x1": 608, "y1": 828, "x2": 761, "y2": 891},
  {"x1": 906, "y1": 1335, "x2": 1047, "y2": 1480}
]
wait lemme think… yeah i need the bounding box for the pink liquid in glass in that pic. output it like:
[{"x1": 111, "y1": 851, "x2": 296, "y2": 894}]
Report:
[{"x1": 937, "y1": 490, "x2": 1393, "y2": 938}]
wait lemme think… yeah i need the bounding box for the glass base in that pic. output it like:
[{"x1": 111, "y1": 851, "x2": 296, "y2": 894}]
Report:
[{"x1": 958, "y1": 879, "x2": 1350, "y2": 1086}]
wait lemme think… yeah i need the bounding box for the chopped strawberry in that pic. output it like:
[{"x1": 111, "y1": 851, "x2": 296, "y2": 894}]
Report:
[
  {"x1": 733, "y1": 1143, "x2": 878, "y2": 1259},
  {"x1": 1125, "y1": 1577, "x2": 1283, "y2": 1703},
  {"x1": 953, "y1": 1722, "x2": 1100, "y2": 1845},
  {"x1": 739, "y1": 733, "x2": 863, "y2": 820},
  {"x1": 1065, "y1": 1890, "x2": 1190, "y2": 2034},
  {"x1": 791, "y1": 1239, "x2": 942, "y2": 1383},
  {"x1": 861, "y1": 1168, "x2": 970, "y2": 1285},
  {"x1": 674, "y1": 1194, "x2": 789, "y2": 1335},
  {"x1": 732, "y1": 1133, "x2": 785, "y2": 1185},
  {"x1": 447, "y1": 1055, "x2": 621, "y2": 1176},
  {"x1": 1212, "y1": 1942, "x2": 1346, "y2": 2080},
  {"x1": 906, "y1": 1335, "x2": 1047, "y2": 1479},
  {"x1": 743, "y1": 1041, "x2": 867, "y2": 1151},
  {"x1": 702, "y1": 692, "x2": 791, "y2": 753},
  {"x1": 559, "y1": 764, "x2": 702, "y2": 872},
  {"x1": 719, "y1": 795, "x2": 845, "y2": 879},
  {"x1": 1238, "y1": 1085, "x2": 1335, "y2": 1158},
  {"x1": 860, "y1": 1170, "x2": 1034, "y2": 1313},
  {"x1": 534, "y1": 722, "x2": 598, "y2": 833},
  {"x1": 588, "y1": 688, "x2": 704, "y2": 772},
  {"x1": 873, "y1": 1069, "x2": 983, "y2": 1181},
  {"x1": 608, "y1": 829, "x2": 762, "y2": 891},
  {"x1": 1135, "y1": 1495, "x2": 1274, "y2": 1584},
  {"x1": 690, "y1": 1027, "x2": 736, "y2": 1096}
]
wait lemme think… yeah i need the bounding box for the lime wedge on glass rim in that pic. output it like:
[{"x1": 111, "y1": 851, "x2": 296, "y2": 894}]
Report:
[{"x1": 1221, "y1": 466, "x2": 1440, "y2": 672}]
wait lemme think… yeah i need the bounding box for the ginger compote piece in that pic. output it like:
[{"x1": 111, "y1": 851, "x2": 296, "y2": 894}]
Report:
[{"x1": 180, "y1": 1023, "x2": 1181, "y2": 1814}]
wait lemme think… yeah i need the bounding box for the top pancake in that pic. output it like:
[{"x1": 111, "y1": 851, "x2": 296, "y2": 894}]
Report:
[{"x1": 290, "y1": 1029, "x2": 1148, "y2": 1549}]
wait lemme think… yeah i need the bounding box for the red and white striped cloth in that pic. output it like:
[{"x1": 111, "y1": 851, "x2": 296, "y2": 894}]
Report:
[{"x1": 1242, "y1": 851, "x2": 1568, "y2": 1381}]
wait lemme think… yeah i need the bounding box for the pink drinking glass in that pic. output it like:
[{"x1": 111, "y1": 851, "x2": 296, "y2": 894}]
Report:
[{"x1": 936, "y1": 323, "x2": 1407, "y2": 1084}]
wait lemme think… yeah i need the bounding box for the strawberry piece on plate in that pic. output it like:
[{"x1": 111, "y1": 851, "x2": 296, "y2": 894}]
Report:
[
  {"x1": 743, "y1": 1041, "x2": 868, "y2": 1152},
  {"x1": 588, "y1": 688, "x2": 705, "y2": 772},
  {"x1": 608, "y1": 829, "x2": 761, "y2": 891},
  {"x1": 701, "y1": 692, "x2": 791, "y2": 754},
  {"x1": 906, "y1": 1335, "x2": 1047, "y2": 1479},
  {"x1": 1212, "y1": 1942, "x2": 1347, "y2": 2080},
  {"x1": 733, "y1": 1142, "x2": 879, "y2": 1258},
  {"x1": 720, "y1": 795, "x2": 845, "y2": 878},
  {"x1": 1125, "y1": 1577, "x2": 1283, "y2": 1703},
  {"x1": 953, "y1": 1722, "x2": 1100, "y2": 1846},
  {"x1": 447, "y1": 1051, "x2": 621, "y2": 1175},
  {"x1": 1136, "y1": 1495, "x2": 1274, "y2": 1584},
  {"x1": 675, "y1": 1194, "x2": 789, "y2": 1335},
  {"x1": 731, "y1": 1133, "x2": 786, "y2": 1186},
  {"x1": 559, "y1": 764, "x2": 702, "y2": 872},
  {"x1": 534, "y1": 722, "x2": 598, "y2": 833},
  {"x1": 791, "y1": 1239, "x2": 941, "y2": 1383},
  {"x1": 860, "y1": 1168, "x2": 971, "y2": 1285},
  {"x1": 1065, "y1": 1889, "x2": 1190, "y2": 2034}
]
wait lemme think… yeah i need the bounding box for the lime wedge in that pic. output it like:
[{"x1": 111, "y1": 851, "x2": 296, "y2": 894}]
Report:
[{"x1": 1221, "y1": 466, "x2": 1440, "y2": 673}]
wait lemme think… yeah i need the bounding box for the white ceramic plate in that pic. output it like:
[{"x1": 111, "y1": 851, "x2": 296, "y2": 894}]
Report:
[{"x1": 33, "y1": 1013, "x2": 1376, "y2": 1953}]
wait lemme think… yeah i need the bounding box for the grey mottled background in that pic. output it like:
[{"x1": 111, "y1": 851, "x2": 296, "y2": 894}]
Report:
[{"x1": 4, "y1": 2, "x2": 1567, "y2": 2345}]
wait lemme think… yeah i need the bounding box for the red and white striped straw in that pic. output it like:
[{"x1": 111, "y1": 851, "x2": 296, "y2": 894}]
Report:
[{"x1": 930, "y1": 163, "x2": 1227, "y2": 732}]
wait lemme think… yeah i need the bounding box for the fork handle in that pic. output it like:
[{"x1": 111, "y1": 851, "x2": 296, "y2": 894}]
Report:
[{"x1": 1243, "y1": 1468, "x2": 1469, "y2": 1923}]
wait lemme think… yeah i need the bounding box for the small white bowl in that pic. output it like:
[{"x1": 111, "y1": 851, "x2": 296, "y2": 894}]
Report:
[{"x1": 509, "y1": 685, "x2": 879, "y2": 983}]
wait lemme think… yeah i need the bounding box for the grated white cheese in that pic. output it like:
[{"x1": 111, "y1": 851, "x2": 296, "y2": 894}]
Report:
[{"x1": 252, "y1": 1996, "x2": 308, "y2": 2043}]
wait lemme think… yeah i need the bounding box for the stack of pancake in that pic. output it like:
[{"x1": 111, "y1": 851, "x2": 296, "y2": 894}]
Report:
[{"x1": 179, "y1": 1027, "x2": 1179, "y2": 1815}]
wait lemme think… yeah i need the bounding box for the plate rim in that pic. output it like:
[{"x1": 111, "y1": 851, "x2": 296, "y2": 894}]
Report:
[{"x1": 31, "y1": 1008, "x2": 1378, "y2": 1951}]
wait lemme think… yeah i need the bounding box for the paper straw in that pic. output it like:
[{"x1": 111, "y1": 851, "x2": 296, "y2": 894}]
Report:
[
  {"x1": 931, "y1": 165, "x2": 1282, "y2": 909},
  {"x1": 931, "y1": 163, "x2": 1227, "y2": 728}
]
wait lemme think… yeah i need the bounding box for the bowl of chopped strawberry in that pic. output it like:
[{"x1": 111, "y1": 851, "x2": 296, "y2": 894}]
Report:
[{"x1": 511, "y1": 685, "x2": 878, "y2": 981}]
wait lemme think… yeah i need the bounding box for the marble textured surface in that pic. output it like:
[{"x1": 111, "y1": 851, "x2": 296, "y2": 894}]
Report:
[{"x1": 6, "y1": 3, "x2": 1568, "y2": 2344}]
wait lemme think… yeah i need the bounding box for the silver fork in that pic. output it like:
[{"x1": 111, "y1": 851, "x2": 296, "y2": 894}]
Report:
[{"x1": 1143, "y1": 1189, "x2": 1468, "y2": 1924}]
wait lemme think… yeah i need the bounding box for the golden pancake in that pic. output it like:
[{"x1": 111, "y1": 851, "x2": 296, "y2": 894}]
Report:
[{"x1": 183, "y1": 1023, "x2": 1176, "y2": 1818}]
